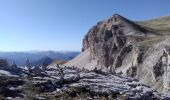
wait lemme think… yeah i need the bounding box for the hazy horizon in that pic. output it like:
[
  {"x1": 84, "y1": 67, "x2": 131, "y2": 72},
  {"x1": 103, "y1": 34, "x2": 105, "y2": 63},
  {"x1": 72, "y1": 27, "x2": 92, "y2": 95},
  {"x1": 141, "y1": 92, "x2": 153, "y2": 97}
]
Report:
[
  {"x1": 0, "y1": 0, "x2": 170, "y2": 51},
  {"x1": 0, "y1": 50, "x2": 80, "y2": 52}
]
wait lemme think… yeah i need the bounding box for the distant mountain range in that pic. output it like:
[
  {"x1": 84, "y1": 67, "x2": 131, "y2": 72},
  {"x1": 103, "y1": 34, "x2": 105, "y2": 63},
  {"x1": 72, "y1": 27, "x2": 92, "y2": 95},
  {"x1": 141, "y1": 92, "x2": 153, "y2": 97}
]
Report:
[{"x1": 0, "y1": 51, "x2": 79, "y2": 66}]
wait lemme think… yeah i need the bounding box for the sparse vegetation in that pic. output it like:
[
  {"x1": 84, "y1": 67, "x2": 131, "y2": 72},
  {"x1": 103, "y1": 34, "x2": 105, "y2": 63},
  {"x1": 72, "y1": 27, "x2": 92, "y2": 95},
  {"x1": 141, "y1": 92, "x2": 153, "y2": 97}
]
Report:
[
  {"x1": 136, "y1": 15, "x2": 170, "y2": 34},
  {"x1": 52, "y1": 60, "x2": 68, "y2": 65}
]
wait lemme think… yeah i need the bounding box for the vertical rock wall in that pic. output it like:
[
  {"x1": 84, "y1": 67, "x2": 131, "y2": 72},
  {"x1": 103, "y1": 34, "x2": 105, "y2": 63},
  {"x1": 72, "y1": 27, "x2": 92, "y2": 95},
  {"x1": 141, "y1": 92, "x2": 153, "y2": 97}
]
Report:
[
  {"x1": 80, "y1": 14, "x2": 169, "y2": 91},
  {"x1": 164, "y1": 47, "x2": 170, "y2": 90}
]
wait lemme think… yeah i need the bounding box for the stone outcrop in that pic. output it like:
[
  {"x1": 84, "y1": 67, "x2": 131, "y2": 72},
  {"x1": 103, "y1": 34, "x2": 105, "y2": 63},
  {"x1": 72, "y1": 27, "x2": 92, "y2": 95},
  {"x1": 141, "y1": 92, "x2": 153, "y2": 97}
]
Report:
[
  {"x1": 163, "y1": 46, "x2": 170, "y2": 91},
  {"x1": 76, "y1": 14, "x2": 170, "y2": 92},
  {"x1": 25, "y1": 58, "x2": 32, "y2": 70},
  {"x1": 0, "y1": 66, "x2": 165, "y2": 99},
  {"x1": 82, "y1": 14, "x2": 159, "y2": 70}
]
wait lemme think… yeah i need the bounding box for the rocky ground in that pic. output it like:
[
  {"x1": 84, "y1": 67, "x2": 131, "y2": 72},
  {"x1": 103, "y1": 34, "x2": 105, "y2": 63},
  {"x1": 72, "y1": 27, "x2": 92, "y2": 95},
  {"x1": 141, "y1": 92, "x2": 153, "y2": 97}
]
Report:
[{"x1": 0, "y1": 64, "x2": 167, "y2": 100}]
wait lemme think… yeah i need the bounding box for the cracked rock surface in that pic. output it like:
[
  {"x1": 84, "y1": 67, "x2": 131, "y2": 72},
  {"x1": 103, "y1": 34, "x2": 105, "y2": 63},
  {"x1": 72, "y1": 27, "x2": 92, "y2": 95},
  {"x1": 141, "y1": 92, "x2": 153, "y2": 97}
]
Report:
[
  {"x1": 0, "y1": 65, "x2": 165, "y2": 100},
  {"x1": 65, "y1": 14, "x2": 170, "y2": 92}
]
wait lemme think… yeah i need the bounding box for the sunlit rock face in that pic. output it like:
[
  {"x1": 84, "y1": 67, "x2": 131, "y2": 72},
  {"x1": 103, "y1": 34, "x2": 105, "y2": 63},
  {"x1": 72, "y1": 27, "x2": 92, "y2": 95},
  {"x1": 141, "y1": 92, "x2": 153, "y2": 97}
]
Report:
[
  {"x1": 163, "y1": 46, "x2": 170, "y2": 91},
  {"x1": 82, "y1": 14, "x2": 158, "y2": 70},
  {"x1": 25, "y1": 58, "x2": 32, "y2": 70},
  {"x1": 0, "y1": 63, "x2": 165, "y2": 99},
  {"x1": 81, "y1": 14, "x2": 170, "y2": 91}
]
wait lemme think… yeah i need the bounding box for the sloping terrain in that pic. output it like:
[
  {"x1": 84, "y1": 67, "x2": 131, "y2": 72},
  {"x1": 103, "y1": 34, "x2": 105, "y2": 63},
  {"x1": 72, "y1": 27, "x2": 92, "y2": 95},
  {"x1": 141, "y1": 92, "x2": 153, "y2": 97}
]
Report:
[
  {"x1": 64, "y1": 49, "x2": 98, "y2": 70},
  {"x1": 136, "y1": 15, "x2": 170, "y2": 34},
  {"x1": 65, "y1": 14, "x2": 170, "y2": 93},
  {"x1": 32, "y1": 56, "x2": 54, "y2": 66}
]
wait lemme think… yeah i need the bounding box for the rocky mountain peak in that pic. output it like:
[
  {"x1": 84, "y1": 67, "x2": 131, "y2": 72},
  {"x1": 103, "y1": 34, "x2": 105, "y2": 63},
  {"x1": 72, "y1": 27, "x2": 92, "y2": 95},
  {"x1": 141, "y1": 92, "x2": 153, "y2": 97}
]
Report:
[
  {"x1": 110, "y1": 13, "x2": 133, "y2": 24},
  {"x1": 81, "y1": 14, "x2": 161, "y2": 71},
  {"x1": 66, "y1": 14, "x2": 170, "y2": 92}
]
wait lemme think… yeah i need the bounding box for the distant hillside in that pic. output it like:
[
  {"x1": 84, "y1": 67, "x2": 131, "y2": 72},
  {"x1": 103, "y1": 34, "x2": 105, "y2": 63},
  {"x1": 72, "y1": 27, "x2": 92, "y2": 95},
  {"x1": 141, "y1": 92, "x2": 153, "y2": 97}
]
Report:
[
  {"x1": 0, "y1": 51, "x2": 79, "y2": 66},
  {"x1": 31, "y1": 56, "x2": 54, "y2": 66}
]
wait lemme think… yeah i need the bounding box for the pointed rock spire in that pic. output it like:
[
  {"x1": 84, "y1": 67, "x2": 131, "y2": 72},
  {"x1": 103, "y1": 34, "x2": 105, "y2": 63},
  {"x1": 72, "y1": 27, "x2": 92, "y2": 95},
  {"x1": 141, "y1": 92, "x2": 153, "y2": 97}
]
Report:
[{"x1": 25, "y1": 57, "x2": 32, "y2": 70}]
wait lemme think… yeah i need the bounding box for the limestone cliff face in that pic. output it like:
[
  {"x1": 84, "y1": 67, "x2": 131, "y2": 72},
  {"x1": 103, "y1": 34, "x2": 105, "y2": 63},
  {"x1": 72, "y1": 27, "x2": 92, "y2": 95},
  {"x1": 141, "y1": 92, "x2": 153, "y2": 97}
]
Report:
[
  {"x1": 82, "y1": 14, "x2": 170, "y2": 91},
  {"x1": 82, "y1": 14, "x2": 158, "y2": 70},
  {"x1": 164, "y1": 46, "x2": 170, "y2": 91}
]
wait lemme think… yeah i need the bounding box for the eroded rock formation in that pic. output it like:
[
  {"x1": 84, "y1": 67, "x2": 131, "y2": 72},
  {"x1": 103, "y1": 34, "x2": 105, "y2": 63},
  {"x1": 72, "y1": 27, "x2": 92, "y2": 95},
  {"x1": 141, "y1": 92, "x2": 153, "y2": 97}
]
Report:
[
  {"x1": 163, "y1": 46, "x2": 170, "y2": 91},
  {"x1": 82, "y1": 14, "x2": 159, "y2": 70},
  {"x1": 0, "y1": 65, "x2": 164, "y2": 99},
  {"x1": 65, "y1": 14, "x2": 170, "y2": 92}
]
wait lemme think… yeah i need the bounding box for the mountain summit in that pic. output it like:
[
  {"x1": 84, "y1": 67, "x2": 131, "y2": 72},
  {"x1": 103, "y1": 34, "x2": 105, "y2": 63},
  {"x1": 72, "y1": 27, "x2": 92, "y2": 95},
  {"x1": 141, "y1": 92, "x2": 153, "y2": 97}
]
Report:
[{"x1": 65, "y1": 14, "x2": 170, "y2": 93}]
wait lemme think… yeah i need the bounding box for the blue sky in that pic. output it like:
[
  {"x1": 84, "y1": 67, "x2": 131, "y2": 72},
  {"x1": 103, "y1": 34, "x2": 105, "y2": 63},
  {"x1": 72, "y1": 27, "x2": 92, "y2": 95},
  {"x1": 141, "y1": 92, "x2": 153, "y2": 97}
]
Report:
[{"x1": 0, "y1": 0, "x2": 170, "y2": 51}]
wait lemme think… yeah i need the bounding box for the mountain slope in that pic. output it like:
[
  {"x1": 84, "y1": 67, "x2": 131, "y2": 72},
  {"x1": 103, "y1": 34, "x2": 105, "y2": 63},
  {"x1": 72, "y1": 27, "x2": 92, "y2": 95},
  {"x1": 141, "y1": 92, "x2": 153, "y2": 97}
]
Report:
[
  {"x1": 64, "y1": 49, "x2": 98, "y2": 70},
  {"x1": 31, "y1": 56, "x2": 54, "y2": 66},
  {"x1": 136, "y1": 15, "x2": 170, "y2": 34},
  {"x1": 65, "y1": 14, "x2": 170, "y2": 92},
  {"x1": 66, "y1": 14, "x2": 163, "y2": 70}
]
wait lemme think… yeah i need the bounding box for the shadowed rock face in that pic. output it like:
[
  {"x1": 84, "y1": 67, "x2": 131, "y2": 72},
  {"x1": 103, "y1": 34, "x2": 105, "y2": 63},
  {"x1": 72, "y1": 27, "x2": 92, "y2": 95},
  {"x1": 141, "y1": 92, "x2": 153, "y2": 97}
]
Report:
[{"x1": 81, "y1": 14, "x2": 170, "y2": 91}]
